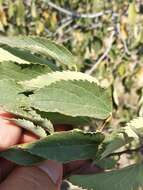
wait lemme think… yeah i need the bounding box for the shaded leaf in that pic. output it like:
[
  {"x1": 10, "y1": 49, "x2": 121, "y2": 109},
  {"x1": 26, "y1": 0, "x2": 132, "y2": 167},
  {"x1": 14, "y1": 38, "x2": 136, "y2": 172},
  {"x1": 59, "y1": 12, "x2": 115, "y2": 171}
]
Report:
[
  {"x1": 0, "y1": 148, "x2": 44, "y2": 166},
  {"x1": 101, "y1": 135, "x2": 126, "y2": 159},
  {"x1": 95, "y1": 157, "x2": 117, "y2": 170},
  {"x1": 0, "y1": 62, "x2": 51, "y2": 81},
  {"x1": 37, "y1": 111, "x2": 91, "y2": 125},
  {"x1": 0, "y1": 46, "x2": 57, "y2": 70},
  {"x1": 0, "y1": 47, "x2": 28, "y2": 64},
  {"x1": 1, "y1": 130, "x2": 104, "y2": 164},
  {"x1": 70, "y1": 163, "x2": 143, "y2": 190},
  {"x1": 0, "y1": 36, "x2": 76, "y2": 67}
]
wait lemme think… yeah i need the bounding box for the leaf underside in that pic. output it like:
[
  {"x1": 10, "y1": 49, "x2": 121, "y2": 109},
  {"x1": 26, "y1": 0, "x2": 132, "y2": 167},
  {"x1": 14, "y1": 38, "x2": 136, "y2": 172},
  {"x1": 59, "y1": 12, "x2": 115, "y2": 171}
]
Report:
[
  {"x1": 0, "y1": 62, "x2": 51, "y2": 81},
  {"x1": 0, "y1": 36, "x2": 76, "y2": 67},
  {"x1": 0, "y1": 46, "x2": 57, "y2": 70}
]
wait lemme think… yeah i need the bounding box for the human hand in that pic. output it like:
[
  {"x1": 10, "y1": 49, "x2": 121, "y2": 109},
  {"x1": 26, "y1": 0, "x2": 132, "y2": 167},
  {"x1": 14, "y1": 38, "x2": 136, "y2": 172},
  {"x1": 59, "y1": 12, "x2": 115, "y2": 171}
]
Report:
[{"x1": 0, "y1": 112, "x2": 63, "y2": 190}]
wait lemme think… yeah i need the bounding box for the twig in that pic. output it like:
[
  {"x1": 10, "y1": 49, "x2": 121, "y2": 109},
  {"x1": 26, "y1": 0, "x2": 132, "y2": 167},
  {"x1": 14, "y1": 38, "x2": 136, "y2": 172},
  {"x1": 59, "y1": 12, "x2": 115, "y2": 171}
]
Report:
[
  {"x1": 86, "y1": 31, "x2": 115, "y2": 75},
  {"x1": 54, "y1": 18, "x2": 73, "y2": 36},
  {"x1": 108, "y1": 147, "x2": 141, "y2": 157},
  {"x1": 97, "y1": 115, "x2": 112, "y2": 131},
  {"x1": 116, "y1": 23, "x2": 131, "y2": 56},
  {"x1": 122, "y1": 39, "x2": 131, "y2": 55},
  {"x1": 47, "y1": 1, "x2": 104, "y2": 18}
]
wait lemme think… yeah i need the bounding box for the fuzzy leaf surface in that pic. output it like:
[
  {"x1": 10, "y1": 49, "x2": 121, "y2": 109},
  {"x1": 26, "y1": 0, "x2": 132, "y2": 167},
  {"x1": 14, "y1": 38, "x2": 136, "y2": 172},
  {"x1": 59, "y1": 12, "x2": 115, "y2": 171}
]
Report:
[
  {"x1": 0, "y1": 36, "x2": 76, "y2": 67},
  {"x1": 0, "y1": 46, "x2": 57, "y2": 70},
  {"x1": 21, "y1": 71, "x2": 99, "y2": 90},
  {"x1": 30, "y1": 80, "x2": 112, "y2": 119},
  {"x1": 0, "y1": 79, "x2": 28, "y2": 112},
  {"x1": 0, "y1": 62, "x2": 52, "y2": 81}
]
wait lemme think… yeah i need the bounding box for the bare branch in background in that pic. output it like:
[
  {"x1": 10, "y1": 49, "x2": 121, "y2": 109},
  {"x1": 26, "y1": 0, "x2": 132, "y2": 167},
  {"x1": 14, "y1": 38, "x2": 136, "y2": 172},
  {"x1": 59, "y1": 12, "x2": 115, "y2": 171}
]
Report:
[
  {"x1": 86, "y1": 31, "x2": 115, "y2": 75},
  {"x1": 54, "y1": 18, "x2": 73, "y2": 36},
  {"x1": 47, "y1": 1, "x2": 104, "y2": 18}
]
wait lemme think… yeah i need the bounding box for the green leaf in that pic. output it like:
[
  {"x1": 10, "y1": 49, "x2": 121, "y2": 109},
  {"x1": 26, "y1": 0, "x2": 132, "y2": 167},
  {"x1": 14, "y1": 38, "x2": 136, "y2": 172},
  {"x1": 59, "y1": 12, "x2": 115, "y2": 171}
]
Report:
[
  {"x1": 21, "y1": 71, "x2": 99, "y2": 90},
  {"x1": 0, "y1": 47, "x2": 28, "y2": 64},
  {"x1": 0, "y1": 149, "x2": 44, "y2": 166},
  {"x1": 0, "y1": 62, "x2": 52, "y2": 81},
  {"x1": 101, "y1": 126, "x2": 137, "y2": 159},
  {"x1": 95, "y1": 157, "x2": 117, "y2": 170},
  {"x1": 70, "y1": 163, "x2": 143, "y2": 190},
  {"x1": 30, "y1": 80, "x2": 112, "y2": 119},
  {"x1": 37, "y1": 111, "x2": 91, "y2": 125},
  {"x1": 0, "y1": 36, "x2": 76, "y2": 67},
  {"x1": 0, "y1": 79, "x2": 28, "y2": 112},
  {"x1": 14, "y1": 119, "x2": 47, "y2": 138},
  {"x1": 101, "y1": 134, "x2": 127, "y2": 159},
  {"x1": 1, "y1": 130, "x2": 104, "y2": 164},
  {"x1": 0, "y1": 46, "x2": 57, "y2": 70}
]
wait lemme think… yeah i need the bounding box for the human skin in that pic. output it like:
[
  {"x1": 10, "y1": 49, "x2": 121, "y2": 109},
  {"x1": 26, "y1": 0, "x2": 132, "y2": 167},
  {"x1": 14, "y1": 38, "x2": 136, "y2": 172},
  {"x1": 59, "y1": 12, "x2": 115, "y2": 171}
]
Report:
[
  {"x1": 0, "y1": 111, "x2": 102, "y2": 190},
  {"x1": 0, "y1": 112, "x2": 63, "y2": 190}
]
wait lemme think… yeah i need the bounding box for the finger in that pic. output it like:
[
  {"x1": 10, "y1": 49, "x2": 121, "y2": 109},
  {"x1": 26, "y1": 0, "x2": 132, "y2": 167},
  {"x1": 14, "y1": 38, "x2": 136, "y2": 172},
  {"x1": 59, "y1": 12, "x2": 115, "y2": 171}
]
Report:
[
  {"x1": 0, "y1": 111, "x2": 16, "y2": 119},
  {"x1": 19, "y1": 131, "x2": 39, "y2": 144},
  {"x1": 0, "y1": 161, "x2": 63, "y2": 190},
  {"x1": 0, "y1": 118, "x2": 22, "y2": 150},
  {"x1": 0, "y1": 158, "x2": 15, "y2": 183}
]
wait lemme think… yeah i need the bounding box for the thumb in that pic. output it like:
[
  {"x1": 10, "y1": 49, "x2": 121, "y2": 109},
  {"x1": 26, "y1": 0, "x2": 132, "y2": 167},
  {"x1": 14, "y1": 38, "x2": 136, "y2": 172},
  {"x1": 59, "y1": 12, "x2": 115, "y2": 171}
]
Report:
[{"x1": 0, "y1": 161, "x2": 63, "y2": 190}]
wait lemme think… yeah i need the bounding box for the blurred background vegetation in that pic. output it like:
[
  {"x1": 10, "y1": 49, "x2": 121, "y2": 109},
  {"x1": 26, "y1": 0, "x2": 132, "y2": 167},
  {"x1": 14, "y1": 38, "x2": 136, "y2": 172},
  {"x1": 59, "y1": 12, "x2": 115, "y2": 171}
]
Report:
[{"x1": 0, "y1": 0, "x2": 143, "y2": 132}]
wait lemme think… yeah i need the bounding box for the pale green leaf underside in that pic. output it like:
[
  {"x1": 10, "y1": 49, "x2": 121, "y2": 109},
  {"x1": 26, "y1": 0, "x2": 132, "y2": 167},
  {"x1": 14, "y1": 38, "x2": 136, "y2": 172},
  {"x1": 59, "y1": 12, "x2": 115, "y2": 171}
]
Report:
[
  {"x1": 0, "y1": 62, "x2": 51, "y2": 81},
  {"x1": 0, "y1": 47, "x2": 28, "y2": 63},
  {"x1": 21, "y1": 71, "x2": 99, "y2": 90},
  {"x1": 0, "y1": 79, "x2": 28, "y2": 112},
  {"x1": 70, "y1": 163, "x2": 143, "y2": 190},
  {"x1": 14, "y1": 119, "x2": 47, "y2": 138},
  {"x1": 0, "y1": 130, "x2": 104, "y2": 164},
  {"x1": 30, "y1": 80, "x2": 112, "y2": 119},
  {"x1": 0, "y1": 36, "x2": 76, "y2": 66},
  {"x1": 0, "y1": 46, "x2": 57, "y2": 70}
]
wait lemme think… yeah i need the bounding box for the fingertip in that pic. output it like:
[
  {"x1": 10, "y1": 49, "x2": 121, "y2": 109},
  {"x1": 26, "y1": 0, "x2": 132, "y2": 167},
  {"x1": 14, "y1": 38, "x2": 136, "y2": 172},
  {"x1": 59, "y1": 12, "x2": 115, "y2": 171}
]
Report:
[
  {"x1": 0, "y1": 111, "x2": 15, "y2": 119},
  {"x1": 0, "y1": 119, "x2": 22, "y2": 150},
  {"x1": 19, "y1": 131, "x2": 39, "y2": 143}
]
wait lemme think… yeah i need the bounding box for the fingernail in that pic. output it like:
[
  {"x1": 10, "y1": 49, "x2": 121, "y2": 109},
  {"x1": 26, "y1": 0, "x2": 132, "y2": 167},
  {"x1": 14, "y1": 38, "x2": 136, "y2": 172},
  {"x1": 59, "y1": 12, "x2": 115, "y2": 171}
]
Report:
[{"x1": 38, "y1": 160, "x2": 63, "y2": 184}]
